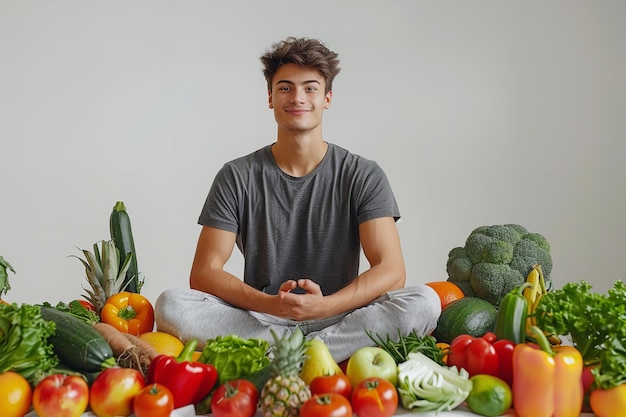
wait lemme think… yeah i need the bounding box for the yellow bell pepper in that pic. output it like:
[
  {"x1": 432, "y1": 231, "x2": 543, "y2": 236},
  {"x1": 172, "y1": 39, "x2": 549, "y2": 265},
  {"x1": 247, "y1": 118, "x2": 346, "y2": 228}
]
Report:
[
  {"x1": 100, "y1": 291, "x2": 155, "y2": 335},
  {"x1": 512, "y1": 326, "x2": 583, "y2": 417}
]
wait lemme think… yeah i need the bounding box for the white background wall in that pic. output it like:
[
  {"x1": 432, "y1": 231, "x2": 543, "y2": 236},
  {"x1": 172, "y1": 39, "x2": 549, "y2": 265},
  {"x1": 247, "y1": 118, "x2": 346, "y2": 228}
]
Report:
[{"x1": 2, "y1": 1, "x2": 625, "y2": 307}]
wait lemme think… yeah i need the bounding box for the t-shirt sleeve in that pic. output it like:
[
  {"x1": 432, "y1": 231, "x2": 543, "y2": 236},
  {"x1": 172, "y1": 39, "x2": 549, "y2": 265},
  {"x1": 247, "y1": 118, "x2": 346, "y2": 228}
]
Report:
[
  {"x1": 355, "y1": 162, "x2": 401, "y2": 224},
  {"x1": 198, "y1": 164, "x2": 240, "y2": 233}
]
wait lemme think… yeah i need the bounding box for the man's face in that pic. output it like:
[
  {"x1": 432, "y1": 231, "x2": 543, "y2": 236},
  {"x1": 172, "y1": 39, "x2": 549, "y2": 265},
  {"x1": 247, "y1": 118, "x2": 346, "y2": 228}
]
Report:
[{"x1": 268, "y1": 63, "x2": 332, "y2": 134}]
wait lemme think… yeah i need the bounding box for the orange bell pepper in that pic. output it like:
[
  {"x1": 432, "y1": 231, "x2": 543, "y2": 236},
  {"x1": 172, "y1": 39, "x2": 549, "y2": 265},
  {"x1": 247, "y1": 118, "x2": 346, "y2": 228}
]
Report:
[
  {"x1": 100, "y1": 291, "x2": 155, "y2": 335},
  {"x1": 590, "y1": 383, "x2": 626, "y2": 417},
  {"x1": 512, "y1": 326, "x2": 583, "y2": 417}
]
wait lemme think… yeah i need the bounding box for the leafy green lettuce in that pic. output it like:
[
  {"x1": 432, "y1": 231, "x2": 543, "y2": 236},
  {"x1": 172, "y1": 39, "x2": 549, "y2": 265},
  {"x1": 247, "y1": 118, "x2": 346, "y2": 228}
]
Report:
[
  {"x1": 0, "y1": 302, "x2": 58, "y2": 383},
  {"x1": 535, "y1": 279, "x2": 626, "y2": 365},
  {"x1": 198, "y1": 334, "x2": 271, "y2": 386}
]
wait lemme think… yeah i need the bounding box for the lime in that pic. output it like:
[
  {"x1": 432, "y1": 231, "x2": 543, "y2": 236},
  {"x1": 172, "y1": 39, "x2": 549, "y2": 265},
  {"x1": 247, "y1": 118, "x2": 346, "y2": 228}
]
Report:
[{"x1": 466, "y1": 374, "x2": 512, "y2": 417}]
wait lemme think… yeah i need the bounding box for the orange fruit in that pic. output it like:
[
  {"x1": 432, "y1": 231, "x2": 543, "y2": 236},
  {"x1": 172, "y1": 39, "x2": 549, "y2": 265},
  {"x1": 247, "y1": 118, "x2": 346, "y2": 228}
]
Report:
[
  {"x1": 138, "y1": 331, "x2": 185, "y2": 356},
  {"x1": 436, "y1": 342, "x2": 450, "y2": 364},
  {"x1": 0, "y1": 371, "x2": 32, "y2": 417},
  {"x1": 425, "y1": 281, "x2": 465, "y2": 310}
]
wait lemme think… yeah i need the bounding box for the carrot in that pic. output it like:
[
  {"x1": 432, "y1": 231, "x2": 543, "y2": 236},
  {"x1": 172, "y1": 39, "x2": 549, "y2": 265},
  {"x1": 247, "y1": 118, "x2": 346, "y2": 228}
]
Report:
[
  {"x1": 92, "y1": 322, "x2": 154, "y2": 377},
  {"x1": 122, "y1": 333, "x2": 160, "y2": 360},
  {"x1": 93, "y1": 322, "x2": 134, "y2": 356}
]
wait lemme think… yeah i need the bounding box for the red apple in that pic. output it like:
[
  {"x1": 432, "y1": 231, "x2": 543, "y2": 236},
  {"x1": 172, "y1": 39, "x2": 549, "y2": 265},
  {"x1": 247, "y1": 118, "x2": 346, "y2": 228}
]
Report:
[
  {"x1": 33, "y1": 374, "x2": 89, "y2": 417},
  {"x1": 89, "y1": 367, "x2": 145, "y2": 417}
]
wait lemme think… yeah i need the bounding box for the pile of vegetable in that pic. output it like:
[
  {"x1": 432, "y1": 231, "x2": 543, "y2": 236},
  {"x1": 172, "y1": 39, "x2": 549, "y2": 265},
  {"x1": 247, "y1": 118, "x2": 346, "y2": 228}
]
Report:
[{"x1": 2, "y1": 213, "x2": 626, "y2": 417}]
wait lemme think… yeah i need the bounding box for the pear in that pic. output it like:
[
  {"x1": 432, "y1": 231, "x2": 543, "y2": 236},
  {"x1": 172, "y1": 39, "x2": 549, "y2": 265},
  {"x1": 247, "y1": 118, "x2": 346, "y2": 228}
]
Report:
[{"x1": 299, "y1": 338, "x2": 343, "y2": 385}]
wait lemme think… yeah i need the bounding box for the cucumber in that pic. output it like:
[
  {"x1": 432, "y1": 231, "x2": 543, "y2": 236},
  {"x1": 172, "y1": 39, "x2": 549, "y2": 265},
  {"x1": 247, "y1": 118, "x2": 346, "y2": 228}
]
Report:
[
  {"x1": 110, "y1": 201, "x2": 140, "y2": 293},
  {"x1": 434, "y1": 296, "x2": 498, "y2": 344},
  {"x1": 40, "y1": 306, "x2": 116, "y2": 373},
  {"x1": 53, "y1": 361, "x2": 102, "y2": 386}
]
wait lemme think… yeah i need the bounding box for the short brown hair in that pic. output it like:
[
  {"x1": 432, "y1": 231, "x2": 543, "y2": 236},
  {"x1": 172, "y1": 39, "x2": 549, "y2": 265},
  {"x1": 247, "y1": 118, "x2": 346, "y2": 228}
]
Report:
[{"x1": 260, "y1": 37, "x2": 341, "y2": 94}]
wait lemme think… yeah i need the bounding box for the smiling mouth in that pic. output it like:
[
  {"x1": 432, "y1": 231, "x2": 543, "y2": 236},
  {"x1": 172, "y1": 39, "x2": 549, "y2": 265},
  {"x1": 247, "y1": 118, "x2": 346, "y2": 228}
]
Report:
[{"x1": 285, "y1": 108, "x2": 310, "y2": 114}]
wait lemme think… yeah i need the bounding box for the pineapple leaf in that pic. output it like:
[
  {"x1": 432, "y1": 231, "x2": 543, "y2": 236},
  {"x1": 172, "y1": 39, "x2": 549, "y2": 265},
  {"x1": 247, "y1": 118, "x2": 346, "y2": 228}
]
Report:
[
  {"x1": 117, "y1": 252, "x2": 133, "y2": 287},
  {"x1": 83, "y1": 248, "x2": 104, "y2": 287},
  {"x1": 93, "y1": 241, "x2": 102, "y2": 267},
  {"x1": 73, "y1": 240, "x2": 127, "y2": 314}
]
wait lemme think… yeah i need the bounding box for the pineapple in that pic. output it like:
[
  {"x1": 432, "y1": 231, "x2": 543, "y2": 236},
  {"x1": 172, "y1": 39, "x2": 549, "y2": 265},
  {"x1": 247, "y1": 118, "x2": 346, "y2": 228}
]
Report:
[
  {"x1": 260, "y1": 327, "x2": 312, "y2": 417},
  {"x1": 73, "y1": 239, "x2": 131, "y2": 314}
]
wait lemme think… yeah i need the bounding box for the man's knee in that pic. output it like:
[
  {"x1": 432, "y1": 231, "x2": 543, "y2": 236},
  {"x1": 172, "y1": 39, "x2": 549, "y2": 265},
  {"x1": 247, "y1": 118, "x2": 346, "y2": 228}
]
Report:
[{"x1": 393, "y1": 285, "x2": 442, "y2": 335}]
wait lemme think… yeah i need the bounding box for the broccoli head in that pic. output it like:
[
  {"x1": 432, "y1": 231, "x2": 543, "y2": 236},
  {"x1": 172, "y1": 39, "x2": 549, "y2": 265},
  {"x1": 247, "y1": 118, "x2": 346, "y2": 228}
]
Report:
[{"x1": 446, "y1": 224, "x2": 552, "y2": 306}]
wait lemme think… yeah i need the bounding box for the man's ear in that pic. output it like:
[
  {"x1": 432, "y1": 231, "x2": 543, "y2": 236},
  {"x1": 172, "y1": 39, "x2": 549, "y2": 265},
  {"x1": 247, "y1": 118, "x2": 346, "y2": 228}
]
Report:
[
  {"x1": 324, "y1": 90, "x2": 333, "y2": 109},
  {"x1": 268, "y1": 90, "x2": 273, "y2": 109}
]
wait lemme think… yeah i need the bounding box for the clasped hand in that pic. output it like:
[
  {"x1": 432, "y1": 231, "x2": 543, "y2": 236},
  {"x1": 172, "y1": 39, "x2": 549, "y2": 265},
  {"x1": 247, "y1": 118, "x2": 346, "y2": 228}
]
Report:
[{"x1": 275, "y1": 279, "x2": 326, "y2": 321}]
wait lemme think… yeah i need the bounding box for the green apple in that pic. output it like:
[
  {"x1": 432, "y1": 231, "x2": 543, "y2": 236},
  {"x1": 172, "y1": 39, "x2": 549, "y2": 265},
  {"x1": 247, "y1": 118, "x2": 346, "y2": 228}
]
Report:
[{"x1": 346, "y1": 346, "x2": 398, "y2": 387}]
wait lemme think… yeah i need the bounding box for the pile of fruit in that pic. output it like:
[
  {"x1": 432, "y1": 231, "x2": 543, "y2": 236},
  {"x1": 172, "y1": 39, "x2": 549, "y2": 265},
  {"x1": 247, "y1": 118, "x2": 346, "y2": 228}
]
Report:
[{"x1": 1, "y1": 215, "x2": 624, "y2": 417}]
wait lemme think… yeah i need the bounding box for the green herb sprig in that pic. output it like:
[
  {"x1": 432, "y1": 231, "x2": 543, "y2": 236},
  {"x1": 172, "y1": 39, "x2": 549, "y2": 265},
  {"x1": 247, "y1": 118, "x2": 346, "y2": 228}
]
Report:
[{"x1": 367, "y1": 328, "x2": 447, "y2": 365}]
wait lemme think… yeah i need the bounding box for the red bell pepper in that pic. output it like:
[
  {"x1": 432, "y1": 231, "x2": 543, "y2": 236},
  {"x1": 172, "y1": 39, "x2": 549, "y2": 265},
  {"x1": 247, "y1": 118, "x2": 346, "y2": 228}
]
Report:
[
  {"x1": 447, "y1": 332, "x2": 499, "y2": 378},
  {"x1": 447, "y1": 332, "x2": 515, "y2": 387},
  {"x1": 492, "y1": 338, "x2": 515, "y2": 388},
  {"x1": 147, "y1": 339, "x2": 218, "y2": 409}
]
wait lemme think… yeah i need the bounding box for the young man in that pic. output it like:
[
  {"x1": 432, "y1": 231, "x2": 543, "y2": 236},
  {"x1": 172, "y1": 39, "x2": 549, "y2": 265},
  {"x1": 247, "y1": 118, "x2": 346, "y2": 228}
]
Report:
[{"x1": 154, "y1": 37, "x2": 441, "y2": 362}]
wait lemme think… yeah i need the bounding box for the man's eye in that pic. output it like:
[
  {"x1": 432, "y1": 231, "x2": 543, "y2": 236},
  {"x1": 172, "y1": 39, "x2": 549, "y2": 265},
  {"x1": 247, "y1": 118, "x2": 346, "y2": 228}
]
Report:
[
  {"x1": 278, "y1": 86, "x2": 290, "y2": 91},
  {"x1": 306, "y1": 86, "x2": 317, "y2": 92}
]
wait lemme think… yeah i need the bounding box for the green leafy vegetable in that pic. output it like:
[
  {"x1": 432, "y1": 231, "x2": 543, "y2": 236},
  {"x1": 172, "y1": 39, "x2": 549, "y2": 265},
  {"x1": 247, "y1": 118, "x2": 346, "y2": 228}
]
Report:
[
  {"x1": 397, "y1": 351, "x2": 472, "y2": 413},
  {"x1": 0, "y1": 302, "x2": 59, "y2": 383},
  {"x1": 534, "y1": 279, "x2": 626, "y2": 365},
  {"x1": 197, "y1": 334, "x2": 271, "y2": 386},
  {"x1": 40, "y1": 300, "x2": 100, "y2": 325},
  {"x1": 0, "y1": 256, "x2": 16, "y2": 298},
  {"x1": 367, "y1": 328, "x2": 446, "y2": 365},
  {"x1": 592, "y1": 337, "x2": 626, "y2": 390}
]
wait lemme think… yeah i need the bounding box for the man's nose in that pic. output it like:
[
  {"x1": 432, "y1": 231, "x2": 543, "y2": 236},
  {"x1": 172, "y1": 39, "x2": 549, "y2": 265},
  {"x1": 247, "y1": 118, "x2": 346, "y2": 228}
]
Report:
[{"x1": 289, "y1": 88, "x2": 306, "y2": 104}]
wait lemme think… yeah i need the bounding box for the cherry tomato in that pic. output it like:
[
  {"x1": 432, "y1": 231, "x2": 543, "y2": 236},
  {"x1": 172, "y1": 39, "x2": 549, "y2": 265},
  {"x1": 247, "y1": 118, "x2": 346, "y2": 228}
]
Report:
[
  {"x1": 351, "y1": 377, "x2": 398, "y2": 417},
  {"x1": 133, "y1": 383, "x2": 174, "y2": 417},
  {"x1": 300, "y1": 393, "x2": 352, "y2": 417},
  {"x1": 310, "y1": 373, "x2": 352, "y2": 399},
  {"x1": 210, "y1": 379, "x2": 259, "y2": 417},
  {"x1": 0, "y1": 371, "x2": 32, "y2": 417}
]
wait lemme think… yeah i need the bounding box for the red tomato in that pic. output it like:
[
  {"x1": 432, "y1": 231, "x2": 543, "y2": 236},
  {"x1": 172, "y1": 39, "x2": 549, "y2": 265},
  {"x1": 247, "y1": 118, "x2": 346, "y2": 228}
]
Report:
[
  {"x1": 75, "y1": 299, "x2": 95, "y2": 311},
  {"x1": 133, "y1": 383, "x2": 174, "y2": 417},
  {"x1": 89, "y1": 367, "x2": 145, "y2": 417},
  {"x1": 33, "y1": 374, "x2": 89, "y2": 417},
  {"x1": 310, "y1": 373, "x2": 352, "y2": 399},
  {"x1": 211, "y1": 379, "x2": 259, "y2": 417},
  {"x1": 300, "y1": 393, "x2": 352, "y2": 417},
  {"x1": 351, "y1": 377, "x2": 398, "y2": 417}
]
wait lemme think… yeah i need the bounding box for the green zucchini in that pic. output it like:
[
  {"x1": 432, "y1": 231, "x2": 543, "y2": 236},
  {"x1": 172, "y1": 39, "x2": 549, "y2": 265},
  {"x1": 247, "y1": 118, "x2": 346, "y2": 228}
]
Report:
[
  {"x1": 40, "y1": 306, "x2": 116, "y2": 373},
  {"x1": 110, "y1": 201, "x2": 140, "y2": 293}
]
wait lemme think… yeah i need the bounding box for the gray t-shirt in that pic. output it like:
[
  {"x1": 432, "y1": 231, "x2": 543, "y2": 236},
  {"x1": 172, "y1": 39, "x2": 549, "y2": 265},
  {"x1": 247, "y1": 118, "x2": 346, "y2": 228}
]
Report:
[{"x1": 198, "y1": 143, "x2": 400, "y2": 295}]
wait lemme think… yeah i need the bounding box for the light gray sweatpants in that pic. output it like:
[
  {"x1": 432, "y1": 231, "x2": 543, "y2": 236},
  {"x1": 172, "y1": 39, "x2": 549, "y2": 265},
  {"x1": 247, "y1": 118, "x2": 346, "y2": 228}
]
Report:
[{"x1": 154, "y1": 285, "x2": 441, "y2": 362}]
